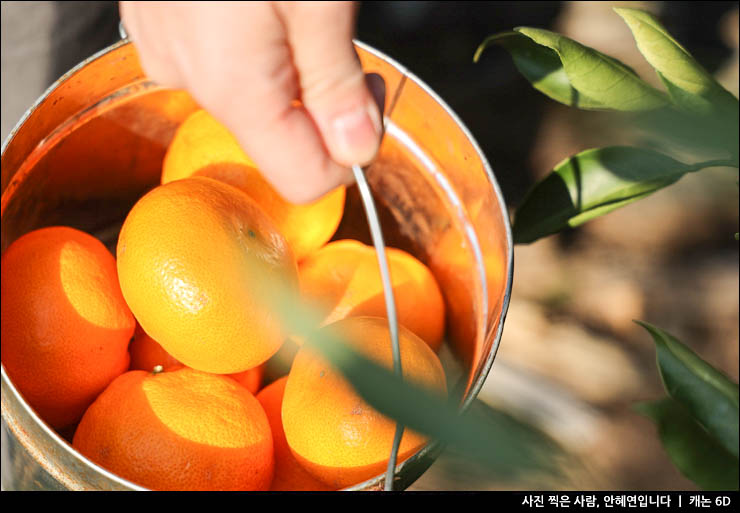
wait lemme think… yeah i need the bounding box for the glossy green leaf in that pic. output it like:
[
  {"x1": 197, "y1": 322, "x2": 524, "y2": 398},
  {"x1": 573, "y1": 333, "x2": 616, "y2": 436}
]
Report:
[
  {"x1": 615, "y1": 7, "x2": 738, "y2": 161},
  {"x1": 474, "y1": 32, "x2": 605, "y2": 109},
  {"x1": 512, "y1": 27, "x2": 667, "y2": 111},
  {"x1": 628, "y1": 107, "x2": 740, "y2": 165},
  {"x1": 513, "y1": 146, "x2": 691, "y2": 243},
  {"x1": 615, "y1": 8, "x2": 739, "y2": 116},
  {"x1": 636, "y1": 321, "x2": 739, "y2": 459},
  {"x1": 635, "y1": 398, "x2": 739, "y2": 491}
]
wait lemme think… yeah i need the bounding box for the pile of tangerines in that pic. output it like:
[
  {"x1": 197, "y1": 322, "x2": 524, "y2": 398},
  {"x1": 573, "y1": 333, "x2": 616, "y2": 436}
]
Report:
[{"x1": 0, "y1": 110, "x2": 448, "y2": 491}]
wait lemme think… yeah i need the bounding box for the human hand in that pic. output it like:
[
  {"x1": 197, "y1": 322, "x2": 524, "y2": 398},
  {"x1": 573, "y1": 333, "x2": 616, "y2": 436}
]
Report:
[{"x1": 120, "y1": 1, "x2": 384, "y2": 203}]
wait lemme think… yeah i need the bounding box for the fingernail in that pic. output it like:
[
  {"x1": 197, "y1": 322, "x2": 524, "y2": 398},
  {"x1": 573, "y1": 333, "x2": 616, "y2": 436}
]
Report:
[{"x1": 330, "y1": 101, "x2": 382, "y2": 166}]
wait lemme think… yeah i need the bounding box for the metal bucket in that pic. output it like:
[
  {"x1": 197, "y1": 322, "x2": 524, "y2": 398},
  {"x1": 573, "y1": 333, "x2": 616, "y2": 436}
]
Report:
[{"x1": 0, "y1": 39, "x2": 513, "y2": 491}]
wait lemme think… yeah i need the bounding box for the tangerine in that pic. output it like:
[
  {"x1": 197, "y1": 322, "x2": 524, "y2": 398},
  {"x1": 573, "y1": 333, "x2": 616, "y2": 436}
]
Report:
[
  {"x1": 282, "y1": 316, "x2": 447, "y2": 489},
  {"x1": 0, "y1": 226, "x2": 134, "y2": 429},
  {"x1": 161, "y1": 109, "x2": 346, "y2": 261},
  {"x1": 256, "y1": 377, "x2": 334, "y2": 491},
  {"x1": 73, "y1": 367, "x2": 274, "y2": 491},
  {"x1": 128, "y1": 324, "x2": 180, "y2": 372},
  {"x1": 128, "y1": 324, "x2": 264, "y2": 393},
  {"x1": 298, "y1": 240, "x2": 445, "y2": 352},
  {"x1": 116, "y1": 176, "x2": 298, "y2": 374}
]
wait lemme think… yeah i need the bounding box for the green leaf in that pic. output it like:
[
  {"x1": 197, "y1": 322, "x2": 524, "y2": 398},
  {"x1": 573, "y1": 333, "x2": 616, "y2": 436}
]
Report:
[
  {"x1": 628, "y1": 106, "x2": 740, "y2": 164},
  {"x1": 635, "y1": 398, "x2": 739, "y2": 491},
  {"x1": 614, "y1": 8, "x2": 739, "y2": 116},
  {"x1": 513, "y1": 146, "x2": 691, "y2": 243},
  {"x1": 636, "y1": 321, "x2": 740, "y2": 459},
  {"x1": 615, "y1": 8, "x2": 738, "y2": 161},
  {"x1": 474, "y1": 32, "x2": 605, "y2": 109},
  {"x1": 511, "y1": 27, "x2": 667, "y2": 111}
]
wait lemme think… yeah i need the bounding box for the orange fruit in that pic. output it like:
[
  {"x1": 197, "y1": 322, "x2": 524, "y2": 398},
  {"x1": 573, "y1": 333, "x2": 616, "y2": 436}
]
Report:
[
  {"x1": 256, "y1": 377, "x2": 334, "y2": 491},
  {"x1": 128, "y1": 324, "x2": 264, "y2": 394},
  {"x1": 116, "y1": 176, "x2": 298, "y2": 374},
  {"x1": 128, "y1": 323, "x2": 180, "y2": 372},
  {"x1": 298, "y1": 240, "x2": 445, "y2": 352},
  {"x1": 162, "y1": 109, "x2": 346, "y2": 261},
  {"x1": 229, "y1": 365, "x2": 265, "y2": 395},
  {"x1": 428, "y1": 223, "x2": 506, "y2": 384},
  {"x1": 282, "y1": 316, "x2": 447, "y2": 489},
  {"x1": 73, "y1": 367, "x2": 274, "y2": 491},
  {"x1": 0, "y1": 226, "x2": 134, "y2": 429},
  {"x1": 262, "y1": 336, "x2": 302, "y2": 383}
]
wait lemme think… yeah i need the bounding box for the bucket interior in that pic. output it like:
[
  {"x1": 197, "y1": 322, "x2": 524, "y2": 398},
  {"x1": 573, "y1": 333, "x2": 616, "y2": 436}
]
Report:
[{"x1": 0, "y1": 41, "x2": 512, "y2": 490}]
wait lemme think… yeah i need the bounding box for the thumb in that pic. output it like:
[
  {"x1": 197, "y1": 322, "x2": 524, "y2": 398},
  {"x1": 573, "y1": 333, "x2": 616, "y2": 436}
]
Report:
[{"x1": 280, "y1": 2, "x2": 384, "y2": 167}]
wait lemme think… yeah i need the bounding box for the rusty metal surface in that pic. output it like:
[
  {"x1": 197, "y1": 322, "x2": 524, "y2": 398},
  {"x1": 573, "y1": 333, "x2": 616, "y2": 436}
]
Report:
[{"x1": 1, "y1": 39, "x2": 513, "y2": 491}]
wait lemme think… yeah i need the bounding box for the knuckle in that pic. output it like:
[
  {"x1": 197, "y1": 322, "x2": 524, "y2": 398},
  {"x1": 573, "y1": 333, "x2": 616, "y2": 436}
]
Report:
[{"x1": 301, "y1": 64, "x2": 364, "y2": 106}]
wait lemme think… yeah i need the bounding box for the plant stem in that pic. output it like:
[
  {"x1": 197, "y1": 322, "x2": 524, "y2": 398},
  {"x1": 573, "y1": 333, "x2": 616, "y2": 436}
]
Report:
[{"x1": 687, "y1": 159, "x2": 739, "y2": 172}]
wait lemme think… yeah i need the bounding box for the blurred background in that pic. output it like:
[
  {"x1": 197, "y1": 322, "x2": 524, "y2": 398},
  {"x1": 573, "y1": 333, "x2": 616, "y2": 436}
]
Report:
[{"x1": 2, "y1": 1, "x2": 738, "y2": 490}]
